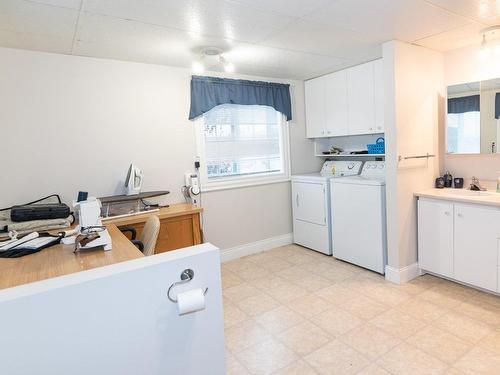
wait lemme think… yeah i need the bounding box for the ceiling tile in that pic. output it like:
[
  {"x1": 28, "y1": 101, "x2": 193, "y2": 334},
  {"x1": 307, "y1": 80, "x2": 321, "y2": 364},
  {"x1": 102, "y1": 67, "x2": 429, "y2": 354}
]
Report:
[
  {"x1": 262, "y1": 20, "x2": 382, "y2": 61},
  {"x1": 74, "y1": 12, "x2": 344, "y2": 80},
  {"x1": 304, "y1": 0, "x2": 472, "y2": 42},
  {"x1": 0, "y1": 0, "x2": 79, "y2": 37},
  {"x1": 74, "y1": 12, "x2": 227, "y2": 67},
  {"x1": 414, "y1": 22, "x2": 484, "y2": 51},
  {"x1": 424, "y1": 0, "x2": 500, "y2": 23},
  {"x1": 25, "y1": 0, "x2": 82, "y2": 9},
  {"x1": 82, "y1": 0, "x2": 295, "y2": 43},
  {"x1": 0, "y1": 28, "x2": 73, "y2": 53},
  {"x1": 223, "y1": 44, "x2": 348, "y2": 79},
  {"x1": 228, "y1": 0, "x2": 332, "y2": 18}
]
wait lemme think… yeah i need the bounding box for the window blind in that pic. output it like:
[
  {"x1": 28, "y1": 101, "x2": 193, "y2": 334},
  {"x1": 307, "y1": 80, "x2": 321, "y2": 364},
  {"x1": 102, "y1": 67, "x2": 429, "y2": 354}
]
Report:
[{"x1": 202, "y1": 104, "x2": 284, "y2": 179}]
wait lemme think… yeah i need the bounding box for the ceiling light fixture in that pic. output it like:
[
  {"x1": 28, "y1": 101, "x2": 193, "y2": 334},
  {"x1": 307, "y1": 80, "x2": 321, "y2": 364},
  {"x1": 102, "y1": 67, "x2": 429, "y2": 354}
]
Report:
[
  {"x1": 191, "y1": 47, "x2": 235, "y2": 74},
  {"x1": 479, "y1": 25, "x2": 500, "y2": 59}
]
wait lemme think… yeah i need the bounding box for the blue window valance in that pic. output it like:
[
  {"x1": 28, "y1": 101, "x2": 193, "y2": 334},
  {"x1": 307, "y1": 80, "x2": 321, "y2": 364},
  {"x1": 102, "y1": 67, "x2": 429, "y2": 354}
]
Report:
[
  {"x1": 189, "y1": 76, "x2": 292, "y2": 121},
  {"x1": 448, "y1": 95, "x2": 480, "y2": 114},
  {"x1": 495, "y1": 93, "x2": 500, "y2": 119}
]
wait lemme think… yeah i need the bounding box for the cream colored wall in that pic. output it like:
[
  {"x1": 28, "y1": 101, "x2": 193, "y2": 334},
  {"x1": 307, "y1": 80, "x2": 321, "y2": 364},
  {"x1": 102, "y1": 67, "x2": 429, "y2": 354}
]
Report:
[
  {"x1": 383, "y1": 41, "x2": 444, "y2": 269},
  {"x1": 444, "y1": 44, "x2": 500, "y2": 182},
  {"x1": 0, "y1": 47, "x2": 320, "y2": 250}
]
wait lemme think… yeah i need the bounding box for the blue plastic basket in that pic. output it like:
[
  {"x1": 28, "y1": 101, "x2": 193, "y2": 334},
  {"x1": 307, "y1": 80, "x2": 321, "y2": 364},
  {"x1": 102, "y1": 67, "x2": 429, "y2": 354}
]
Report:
[{"x1": 367, "y1": 137, "x2": 385, "y2": 154}]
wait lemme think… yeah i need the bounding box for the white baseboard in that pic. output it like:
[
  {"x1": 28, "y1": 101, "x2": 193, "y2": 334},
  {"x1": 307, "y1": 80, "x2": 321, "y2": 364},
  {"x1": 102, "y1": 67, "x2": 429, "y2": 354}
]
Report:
[
  {"x1": 220, "y1": 233, "x2": 293, "y2": 262},
  {"x1": 385, "y1": 263, "x2": 421, "y2": 284}
]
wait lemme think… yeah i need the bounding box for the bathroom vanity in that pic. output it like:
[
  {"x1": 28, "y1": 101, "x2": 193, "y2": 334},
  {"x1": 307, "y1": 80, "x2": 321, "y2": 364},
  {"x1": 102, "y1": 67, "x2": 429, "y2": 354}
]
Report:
[{"x1": 415, "y1": 188, "x2": 500, "y2": 293}]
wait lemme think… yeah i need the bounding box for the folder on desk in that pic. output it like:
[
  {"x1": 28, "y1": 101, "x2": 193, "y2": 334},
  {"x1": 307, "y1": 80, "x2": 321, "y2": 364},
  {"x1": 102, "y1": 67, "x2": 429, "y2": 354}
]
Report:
[{"x1": 0, "y1": 234, "x2": 63, "y2": 258}]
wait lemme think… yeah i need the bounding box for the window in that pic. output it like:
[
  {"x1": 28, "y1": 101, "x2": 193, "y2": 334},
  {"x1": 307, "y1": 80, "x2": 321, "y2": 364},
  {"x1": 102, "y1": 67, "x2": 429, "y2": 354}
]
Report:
[
  {"x1": 447, "y1": 111, "x2": 480, "y2": 153},
  {"x1": 196, "y1": 104, "x2": 290, "y2": 190}
]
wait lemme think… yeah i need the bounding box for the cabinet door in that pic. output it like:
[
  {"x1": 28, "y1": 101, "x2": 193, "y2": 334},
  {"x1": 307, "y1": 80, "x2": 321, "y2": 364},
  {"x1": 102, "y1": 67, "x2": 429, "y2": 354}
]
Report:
[
  {"x1": 305, "y1": 77, "x2": 326, "y2": 138},
  {"x1": 347, "y1": 62, "x2": 375, "y2": 135},
  {"x1": 325, "y1": 70, "x2": 348, "y2": 136},
  {"x1": 373, "y1": 59, "x2": 384, "y2": 133},
  {"x1": 454, "y1": 204, "x2": 500, "y2": 292},
  {"x1": 292, "y1": 181, "x2": 326, "y2": 226},
  {"x1": 418, "y1": 199, "x2": 454, "y2": 278}
]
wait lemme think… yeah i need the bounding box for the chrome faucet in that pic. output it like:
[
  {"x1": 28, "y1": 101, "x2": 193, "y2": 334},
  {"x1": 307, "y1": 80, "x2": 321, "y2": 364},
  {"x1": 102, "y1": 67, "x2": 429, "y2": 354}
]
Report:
[{"x1": 470, "y1": 176, "x2": 486, "y2": 191}]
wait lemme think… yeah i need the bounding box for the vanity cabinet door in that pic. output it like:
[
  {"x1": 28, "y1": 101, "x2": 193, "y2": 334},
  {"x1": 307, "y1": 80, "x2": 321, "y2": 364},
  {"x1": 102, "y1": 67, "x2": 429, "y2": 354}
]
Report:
[
  {"x1": 418, "y1": 199, "x2": 454, "y2": 278},
  {"x1": 454, "y1": 204, "x2": 500, "y2": 292},
  {"x1": 305, "y1": 77, "x2": 326, "y2": 138}
]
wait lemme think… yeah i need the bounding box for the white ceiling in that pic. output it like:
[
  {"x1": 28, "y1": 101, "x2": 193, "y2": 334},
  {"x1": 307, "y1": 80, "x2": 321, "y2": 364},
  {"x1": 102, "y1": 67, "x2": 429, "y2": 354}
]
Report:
[{"x1": 0, "y1": 0, "x2": 499, "y2": 79}]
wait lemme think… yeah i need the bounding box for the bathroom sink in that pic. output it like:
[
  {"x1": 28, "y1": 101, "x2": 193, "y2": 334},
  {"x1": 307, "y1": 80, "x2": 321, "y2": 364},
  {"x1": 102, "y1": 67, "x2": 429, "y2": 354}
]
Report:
[{"x1": 447, "y1": 190, "x2": 495, "y2": 197}]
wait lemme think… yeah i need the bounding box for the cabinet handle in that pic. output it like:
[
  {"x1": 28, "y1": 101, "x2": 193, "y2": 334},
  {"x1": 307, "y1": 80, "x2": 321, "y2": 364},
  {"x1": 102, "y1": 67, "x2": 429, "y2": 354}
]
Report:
[
  {"x1": 327, "y1": 131, "x2": 331, "y2": 134},
  {"x1": 377, "y1": 126, "x2": 382, "y2": 130},
  {"x1": 444, "y1": 211, "x2": 450, "y2": 216},
  {"x1": 296, "y1": 193, "x2": 299, "y2": 207},
  {"x1": 457, "y1": 213, "x2": 463, "y2": 218}
]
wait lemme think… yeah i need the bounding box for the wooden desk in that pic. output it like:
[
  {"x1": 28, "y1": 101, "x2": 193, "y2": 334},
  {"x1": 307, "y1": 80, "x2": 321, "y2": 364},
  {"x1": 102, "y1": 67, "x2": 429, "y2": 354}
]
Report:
[
  {"x1": 0, "y1": 224, "x2": 144, "y2": 290},
  {"x1": 102, "y1": 203, "x2": 203, "y2": 254}
]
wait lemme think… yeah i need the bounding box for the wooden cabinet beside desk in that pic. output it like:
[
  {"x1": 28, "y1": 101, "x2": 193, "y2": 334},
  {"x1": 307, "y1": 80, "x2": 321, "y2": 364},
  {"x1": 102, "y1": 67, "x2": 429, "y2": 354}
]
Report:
[{"x1": 102, "y1": 203, "x2": 203, "y2": 254}]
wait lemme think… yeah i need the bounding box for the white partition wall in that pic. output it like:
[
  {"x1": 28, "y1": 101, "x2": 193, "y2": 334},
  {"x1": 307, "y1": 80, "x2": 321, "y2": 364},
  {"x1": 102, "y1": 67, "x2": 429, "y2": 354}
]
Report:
[
  {"x1": 0, "y1": 244, "x2": 225, "y2": 375},
  {"x1": 383, "y1": 41, "x2": 444, "y2": 283}
]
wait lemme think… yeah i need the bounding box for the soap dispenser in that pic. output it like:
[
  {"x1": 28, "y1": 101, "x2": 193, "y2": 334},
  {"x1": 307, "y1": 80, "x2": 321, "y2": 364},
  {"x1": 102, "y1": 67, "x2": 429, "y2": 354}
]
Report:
[{"x1": 443, "y1": 171, "x2": 453, "y2": 188}]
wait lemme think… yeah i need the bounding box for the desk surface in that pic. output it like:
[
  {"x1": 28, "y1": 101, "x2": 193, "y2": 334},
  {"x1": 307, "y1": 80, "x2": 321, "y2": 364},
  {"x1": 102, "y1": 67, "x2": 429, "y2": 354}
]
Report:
[{"x1": 0, "y1": 224, "x2": 144, "y2": 291}]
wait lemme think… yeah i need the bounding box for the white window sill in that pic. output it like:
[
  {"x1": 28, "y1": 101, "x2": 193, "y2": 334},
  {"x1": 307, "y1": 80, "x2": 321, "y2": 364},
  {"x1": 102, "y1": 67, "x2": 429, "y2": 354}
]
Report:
[{"x1": 201, "y1": 177, "x2": 291, "y2": 192}]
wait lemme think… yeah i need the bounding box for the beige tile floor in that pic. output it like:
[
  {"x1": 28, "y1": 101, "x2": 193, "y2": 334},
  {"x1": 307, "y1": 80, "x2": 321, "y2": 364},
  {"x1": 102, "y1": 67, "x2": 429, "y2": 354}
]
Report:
[{"x1": 222, "y1": 244, "x2": 500, "y2": 375}]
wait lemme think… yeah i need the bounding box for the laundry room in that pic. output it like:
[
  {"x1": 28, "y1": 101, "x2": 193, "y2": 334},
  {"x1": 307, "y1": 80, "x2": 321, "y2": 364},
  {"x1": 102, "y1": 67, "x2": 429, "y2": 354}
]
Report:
[{"x1": 3, "y1": 1, "x2": 500, "y2": 374}]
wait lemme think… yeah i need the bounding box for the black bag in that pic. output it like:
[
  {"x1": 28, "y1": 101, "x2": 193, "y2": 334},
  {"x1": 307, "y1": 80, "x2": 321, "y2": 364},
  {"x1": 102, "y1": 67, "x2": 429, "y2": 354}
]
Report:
[{"x1": 11, "y1": 203, "x2": 70, "y2": 222}]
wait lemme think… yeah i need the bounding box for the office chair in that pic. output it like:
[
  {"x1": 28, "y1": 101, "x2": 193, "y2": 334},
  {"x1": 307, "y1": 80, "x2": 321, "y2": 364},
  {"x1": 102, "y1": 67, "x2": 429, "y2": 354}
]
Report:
[{"x1": 119, "y1": 215, "x2": 160, "y2": 256}]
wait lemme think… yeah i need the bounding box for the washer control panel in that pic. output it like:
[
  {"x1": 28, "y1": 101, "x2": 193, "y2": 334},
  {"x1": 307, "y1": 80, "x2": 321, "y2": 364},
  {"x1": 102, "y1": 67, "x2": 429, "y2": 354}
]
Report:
[{"x1": 321, "y1": 161, "x2": 363, "y2": 177}]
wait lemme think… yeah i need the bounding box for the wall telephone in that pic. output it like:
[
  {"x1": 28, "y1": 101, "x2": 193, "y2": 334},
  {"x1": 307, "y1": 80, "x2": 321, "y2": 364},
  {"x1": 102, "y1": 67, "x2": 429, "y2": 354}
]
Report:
[{"x1": 184, "y1": 171, "x2": 200, "y2": 206}]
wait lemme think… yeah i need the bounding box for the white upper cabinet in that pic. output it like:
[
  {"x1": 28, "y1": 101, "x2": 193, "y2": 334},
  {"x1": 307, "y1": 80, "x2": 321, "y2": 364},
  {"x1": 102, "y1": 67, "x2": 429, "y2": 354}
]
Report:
[
  {"x1": 305, "y1": 59, "x2": 384, "y2": 139},
  {"x1": 347, "y1": 62, "x2": 376, "y2": 135},
  {"x1": 373, "y1": 59, "x2": 385, "y2": 133},
  {"x1": 325, "y1": 70, "x2": 348, "y2": 137},
  {"x1": 305, "y1": 77, "x2": 326, "y2": 138}
]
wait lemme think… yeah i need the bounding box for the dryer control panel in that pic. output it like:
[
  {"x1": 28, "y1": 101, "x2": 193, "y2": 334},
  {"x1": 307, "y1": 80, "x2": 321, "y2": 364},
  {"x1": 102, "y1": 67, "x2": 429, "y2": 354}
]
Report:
[
  {"x1": 320, "y1": 161, "x2": 363, "y2": 177},
  {"x1": 360, "y1": 161, "x2": 386, "y2": 178}
]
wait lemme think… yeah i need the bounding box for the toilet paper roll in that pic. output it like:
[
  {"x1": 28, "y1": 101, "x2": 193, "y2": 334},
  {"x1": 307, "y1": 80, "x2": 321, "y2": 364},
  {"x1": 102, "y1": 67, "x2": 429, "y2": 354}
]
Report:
[{"x1": 177, "y1": 288, "x2": 206, "y2": 316}]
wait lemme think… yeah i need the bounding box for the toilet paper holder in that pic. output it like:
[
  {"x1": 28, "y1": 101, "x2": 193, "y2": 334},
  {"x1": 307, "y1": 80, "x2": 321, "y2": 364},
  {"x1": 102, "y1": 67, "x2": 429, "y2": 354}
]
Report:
[{"x1": 167, "y1": 268, "x2": 208, "y2": 303}]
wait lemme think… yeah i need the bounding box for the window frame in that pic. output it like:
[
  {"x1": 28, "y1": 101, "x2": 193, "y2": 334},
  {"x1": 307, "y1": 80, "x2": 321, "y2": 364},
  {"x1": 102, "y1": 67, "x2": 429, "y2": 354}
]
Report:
[{"x1": 194, "y1": 105, "x2": 291, "y2": 192}]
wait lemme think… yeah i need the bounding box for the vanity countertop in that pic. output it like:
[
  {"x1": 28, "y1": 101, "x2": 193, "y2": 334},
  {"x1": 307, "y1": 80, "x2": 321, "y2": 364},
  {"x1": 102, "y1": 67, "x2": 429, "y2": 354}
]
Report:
[{"x1": 414, "y1": 188, "x2": 500, "y2": 207}]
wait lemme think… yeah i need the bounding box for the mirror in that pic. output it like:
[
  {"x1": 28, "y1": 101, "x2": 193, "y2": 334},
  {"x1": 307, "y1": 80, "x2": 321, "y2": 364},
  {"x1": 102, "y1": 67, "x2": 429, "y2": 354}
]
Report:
[
  {"x1": 447, "y1": 82, "x2": 480, "y2": 154},
  {"x1": 479, "y1": 78, "x2": 500, "y2": 154},
  {"x1": 447, "y1": 78, "x2": 500, "y2": 154}
]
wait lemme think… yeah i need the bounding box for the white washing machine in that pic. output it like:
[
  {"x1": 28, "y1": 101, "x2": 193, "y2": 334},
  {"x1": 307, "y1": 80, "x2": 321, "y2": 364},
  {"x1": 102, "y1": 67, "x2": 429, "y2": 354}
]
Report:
[
  {"x1": 291, "y1": 161, "x2": 362, "y2": 255},
  {"x1": 330, "y1": 161, "x2": 387, "y2": 273}
]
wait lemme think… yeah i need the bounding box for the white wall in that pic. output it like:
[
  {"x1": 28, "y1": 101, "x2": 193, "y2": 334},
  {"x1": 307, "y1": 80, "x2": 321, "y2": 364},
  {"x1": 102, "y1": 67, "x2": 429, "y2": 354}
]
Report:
[
  {"x1": 0, "y1": 47, "x2": 320, "y2": 250},
  {"x1": 444, "y1": 44, "x2": 500, "y2": 182},
  {"x1": 383, "y1": 41, "x2": 443, "y2": 270},
  {"x1": 0, "y1": 244, "x2": 225, "y2": 375}
]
